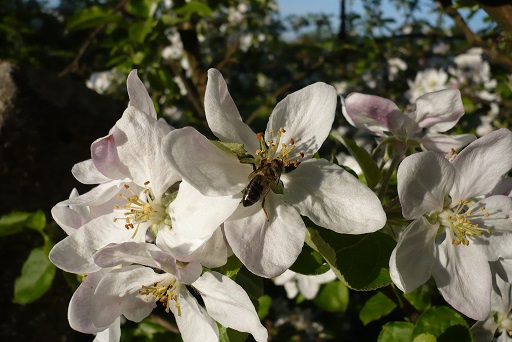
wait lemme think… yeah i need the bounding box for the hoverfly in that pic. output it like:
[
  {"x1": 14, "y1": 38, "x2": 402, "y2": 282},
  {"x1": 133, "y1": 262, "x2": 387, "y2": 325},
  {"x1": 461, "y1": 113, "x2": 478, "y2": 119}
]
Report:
[{"x1": 242, "y1": 158, "x2": 284, "y2": 221}]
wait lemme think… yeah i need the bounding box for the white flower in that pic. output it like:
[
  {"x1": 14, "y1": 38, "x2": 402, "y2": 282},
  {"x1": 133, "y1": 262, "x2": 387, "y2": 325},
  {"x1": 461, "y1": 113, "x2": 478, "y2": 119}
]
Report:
[
  {"x1": 387, "y1": 57, "x2": 407, "y2": 81},
  {"x1": 68, "y1": 242, "x2": 267, "y2": 342},
  {"x1": 163, "y1": 68, "x2": 387, "y2": 277},
  {"x1": 390, "y1": 128, "x2": 512, "y2": 320},
  {"x1": 86, "y1": 68, "x2": 125, "y2": 95},
  {"x1": 343, "y1": 89, "x2": 475, "y2": 154},
  {"x1": 406, "y1": 69, "x2": 449, "y2": 103},
  {"x1": 274, "y1": 269, "x2": 336, "y2": 300}
]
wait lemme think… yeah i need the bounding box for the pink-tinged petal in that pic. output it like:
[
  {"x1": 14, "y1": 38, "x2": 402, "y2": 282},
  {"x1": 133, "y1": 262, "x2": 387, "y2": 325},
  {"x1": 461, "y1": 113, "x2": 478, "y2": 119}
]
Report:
[
  {"x1": 171, "y1": 288, "x2": 219, "y2": 342},
  {"x1": 224, "y1": 193, "x2": 305, "y2": 277},
  {"x1": 397, "y1": 152, "x2": 455, "y2": 219},
  {"x1": 267, "y1": 82, "x2": 336, "y2": 158},
  {"x1": 92, "y1": 317, "x2": 121, "y2": 342},
  {"x1": 432, "y1": 235, "x2": 492, "y2": 320},
  {"x1": 72, "y1": 159, "x2": 111, "y2": 184},
  {"x1": 127, "y1": 70, "x2": 157, "y2": 119},
  {"x1": 49, "y1": 213, "x2": 148, "y2": 274},
  {"x1": 466, "y1": 196, "x2": 512, "y2": 260},
  {"x1": 492, "y1": 177, "x2": 512, "y2": 197},
  {"x1": 282, "y1": 159, "x2": 386, "y2": 233},
  {"x1": 451, "y1": 128, "x2": 512, "y2": 203},
  {"x1": 93, "y1": 266, "x2": 160, "y2": 327},
  {"x1": 69, "y1": 269, "x2": 114, "y2": 333},
  {"x1": 169, "y1": 181, "x2": 241, "y2": 240},
  {"x1": 415, "y1": 89, "x2": 465, "y2": 132},
  {"x1": 193, "y1": 272, "x2": 268, "y2": 342},
  {"x1": 389, "y1": 218, "x2": 438, "y2": 293},
  {"x1": 162, "y1": 127, "x2": 252, "y2": 196},
  {"x1": 419, "y1": 132, "x2": 476, "y2": 154},
  {"x1": 204, "y1": 69, "x2": 260, "y2": 154},
  {"x1": 91, "y1": 130, "x2": 130, "y2": 180},
  {"x1": 342, "y1": 93, "x2": 401, "y2": 136},
  {"x1": 113, "y1": 106, "x2": 178, "y2": 198},
  {"x1": 157, "y1": 227, "x2": 229, "y2": 268}
]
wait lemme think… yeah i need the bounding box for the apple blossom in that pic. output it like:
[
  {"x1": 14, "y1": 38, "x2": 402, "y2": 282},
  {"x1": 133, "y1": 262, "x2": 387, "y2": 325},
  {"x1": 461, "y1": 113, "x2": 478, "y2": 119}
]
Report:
[
  {"x1": 163, "y1": 68, "x2": 386, "y2": 278},
  {"x1": 342, "y1": 88, "x2": 476, "y2": 154},
  {"x1": 390, "y1": 128, "x2": 512, "y2": 320},
  {"x1": 274, "y1": 269, "x2": 336, "y2": 300}
]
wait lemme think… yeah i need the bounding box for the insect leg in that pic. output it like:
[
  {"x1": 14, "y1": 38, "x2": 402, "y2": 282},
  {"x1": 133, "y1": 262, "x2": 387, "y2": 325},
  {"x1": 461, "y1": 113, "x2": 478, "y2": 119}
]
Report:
[{"x1": 261, "y1": 197, "x2": 270, "y2": 222}]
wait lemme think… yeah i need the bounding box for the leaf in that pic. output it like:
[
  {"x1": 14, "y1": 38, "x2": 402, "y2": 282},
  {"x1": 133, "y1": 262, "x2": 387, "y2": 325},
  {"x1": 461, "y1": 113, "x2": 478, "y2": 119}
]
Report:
[
  {"x1": 412, "y1": 306, "x2": 470, "y2": 340},
  {"x1": 403, "y1": 284, "x2": 432, "y2": 311},
  {"x1": 378, "y1": 322, "x2": 415, "y2": 342},
  {"x1": 314, "y1": 280, "x2": 349, "y2": 312},
  {"x1": 289, "y1": 244, "x2": 330, "y2": 275},
  {"x1": 13, "y1": 246, "x2": 56, "y2": 304},
  {"x1": 219, "y1": 325, "x2": 248, "y2": 342},
  {"x1": 306, "y1": 226, "x2": 395, "y2": 290},
  {"x1": 128, "y1": 19, "x2": 154, "y2": 44},
  {"x1": 175, "y1": 1, "x2": 213, "y2": 20},
  {"x1": 330, "y1": 132, "x2": 382, "y2": 189},
  {"x1": 236, "y1": 267, "x2": 264, "y2": 300},
  {"x1": 258, "y1": 295, "x2": 272, "y2": 320},
  {"x1": 359, "y1": 292, "x2": 397, "y2": 325},
  {"x1": 412, "y1": 333, "x2": 437, "y2": 342},
  {"x1": 66, "y1": 6, "x2": 120, "y2": 31},
  {"x1": 219, "y1": 255, "x2": 243, "y2": 280},
  {"x1": 0, "y1": 210, "x2": 46, "y2": 237},
  {"x1": 125, "y1": 0, "x2": 159, "y2": 18}
]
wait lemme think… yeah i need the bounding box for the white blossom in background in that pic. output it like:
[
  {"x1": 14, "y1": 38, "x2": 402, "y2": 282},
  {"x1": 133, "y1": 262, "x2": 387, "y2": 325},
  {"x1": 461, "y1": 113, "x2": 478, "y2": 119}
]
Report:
[
  {"x1": 332, "y1": 81, "x2": 348, "y2": 96},
  {"x1": 239, "y1": 33, "x2": 253, "y2": 52},
  {"x1": 362, "y1": 71, "x2": 377, "y2": 89},
  {"x1": 86, "y1": 68, "x2": 125, "y2": 95},
  {"x1": 406, "y1": 68, "x2": 449, "y2": 103},
  {"x1": 163, "y1": 68, "x2": 386, "y2": 278},
  {"x1": 343, "y1": 89, "x2": 475, "y2": 154},
  {"x1": 476, "y1": 103, "x2": 500, "y2": 137},
  {"x1": 387, "y1": 57, "x2": 407, "y2": 81},
  {"x1": 432, "y1": 42, "x2": 450, "y2": 55},
  {"x1": 390, "y1": 128, "x2": 512, "y2": 320},
  {"x1": 274, "y1": 269, "x2": 337, "y2": 300},
  {"x1": 173, "y1": 76, "x2": 188, "y2": 96}
]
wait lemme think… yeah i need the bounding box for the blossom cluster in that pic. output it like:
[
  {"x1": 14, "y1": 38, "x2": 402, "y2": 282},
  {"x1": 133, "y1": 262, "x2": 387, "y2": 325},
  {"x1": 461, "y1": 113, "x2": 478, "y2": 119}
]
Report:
[{"x1": 50, "y1": 68, "x2": 388, "y2": 341}]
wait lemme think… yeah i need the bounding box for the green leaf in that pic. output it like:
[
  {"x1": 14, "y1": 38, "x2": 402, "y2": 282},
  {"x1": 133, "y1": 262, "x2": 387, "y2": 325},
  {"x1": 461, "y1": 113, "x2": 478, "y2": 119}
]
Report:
[
  {"x1": 236, "y1": 268, "x2": 264, "y2": 300},
  {"x1": 314, "y1": 280, "x2": 349, "y2": 312},
  {"x1": 0, "y1": 210, "x2": 46, "y2": 237},
  {"x1": 359, "y1": 292, "x2": 397, "y2": 325},
  {"x1": 66, "y1": 6, "x2": 120, "y2": 31},
  {"x1": 378, "y1": 322, "x2": 415, "y2": 342},
  {"x1": 13, "y1": 246, "x2": 56, "y2": 304},
  {"x1": 289, "y1": 244, "x2": 330, "y2": 275},
  {"x1": 306, "y1": 226, "x2": 395, "y2": 290},
  {"x1": 330, "y1": 132, "x2": 382, "y2": 189},
  {"x1": 218, "y1": 255, "x2": 243, "y2": 280},
  {"x1": 412, "y1": 306, "x2": 470, "y2": 340},
  {"x1": 219, "y1": 325, "x2": 248, "y2": 342},
  {"x1": 412, "y1": 333, "x2": 437, "y2": 342},
  {"x1": 125, "y1": 0, "x2": 158, "y2": 18},
  {"x1": 258, "y1": 295, "x2": 272, "y2": 320},
  {"x1": 403, "y1": 284, "x2": 431, "y2": 311},
  {"x1": 175, "y1": 1, "x2": 213, "y2": 20},
  {"x1": 128, "y1": 19, "x2": 154, "y2": 44},
  {"x1": 24, "y1": 210, "x2": 46, "y2": 232},
  {"x1": 438, "y1": 324, "x2": 472, "y2": 342}
]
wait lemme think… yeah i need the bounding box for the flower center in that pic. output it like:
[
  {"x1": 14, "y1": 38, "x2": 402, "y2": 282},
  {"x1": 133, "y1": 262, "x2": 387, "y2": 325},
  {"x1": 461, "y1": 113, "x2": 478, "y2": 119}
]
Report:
[
  {"x1": 139, "y1": 275, "x2": 183, "y2": 316},
  {"x1": 113, "y1": 182, "x2": 170, "y2": 238},
  {"x1": 439, "y1": 200, "x2": 491, "y2": 246},
  {"x1": 254, "y1": 127, "x2": 304, "y2": 168}
]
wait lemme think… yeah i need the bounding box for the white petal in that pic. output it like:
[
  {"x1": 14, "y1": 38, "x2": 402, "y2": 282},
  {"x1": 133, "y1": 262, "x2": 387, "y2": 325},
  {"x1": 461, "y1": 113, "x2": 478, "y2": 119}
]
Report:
[
  {"x1": 93, "y1": 242, "x2": 161, "y2": 269},
  {"x1": 127, "y1": 70, "x2": 157, "y2": 119},
  {"x1": 342, "y1": 93, "x2": 400, "y2": 136},
  {"x1": 224, "y1": 193, "x2": 305, "y2": 277},
  {"x1": 72, "y1": 159, "x2": 111, "y2": 184},
  {"x1": 171, "y1": 287, "x2": 219, "y2": 342},
  {"x1": 273, "y1": 269, "x2": 297, "y2": 285},
  {"x1": 397, "y1": 152, "x2": 454, "y2": 219},
  {"x1": 471, "y1": 318, "x2": 499, "y2": 342},
  {"x1": 49, "y1": 213, "x2": 147, "y2": 274},
  {"x1": 282, "y1": 159, "x2": 386, "y2": 233},
  {"x1": 93, "y1": 318, "x2": 121, "y2": 342},
  {"x1": 193, "y1": 272, "x2": 268, "y2": 342},
  {"x1": 451, "y1": 128, "x2": 512, "y2": 203},
  {"x1": 283, "y1": 282, "x2": 299, "y2": 299},
  {"x1": 492, "y1": 177, "x2": 512, "y2": 196},
  {"x1": 93, "y1": 266, "x2": 159, "y2": 327},
  {"x1": 169, "y1": 181, "x2": 241, "y2": 239},
  {"x1": 267, "y1": 82, "x2": 337, "y2": 157},
  {"x1": 162, "y1": 127, "x2": 252, "y2": 196},
  {"x1": 51, "y1": 205, "x2": 87, "y2": 235},
  {"x1": 113, "y1": 106, "x2": 178, "y2": 198},
  {"x1": 389, "y1": 218, "x2": 438, "y2": 293},
  {"x1": 419, "y1": 132, "x2": 476, "y2": 154},
  {"x1": 432, "y1": 235, "x2": 492, "y2": 320},
  {"x1": 57, "y1": 181, "x2": 127, "y2": 209},
  {"x1": 297, "y1": 276, "x2": 322, "y2": 300},
  {"x1": 204, "y1": 69, "x2": 260, "y2": 154},
  {"x1": 415, "y1": 89, "x2": 465, "y2": 132}
]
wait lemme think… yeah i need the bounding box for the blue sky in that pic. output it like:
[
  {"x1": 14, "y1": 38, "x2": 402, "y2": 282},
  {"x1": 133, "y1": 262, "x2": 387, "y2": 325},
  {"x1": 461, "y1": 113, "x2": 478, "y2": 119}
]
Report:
[{"x1": 277, "y1": 0, "x2": 489, "y2": 35}]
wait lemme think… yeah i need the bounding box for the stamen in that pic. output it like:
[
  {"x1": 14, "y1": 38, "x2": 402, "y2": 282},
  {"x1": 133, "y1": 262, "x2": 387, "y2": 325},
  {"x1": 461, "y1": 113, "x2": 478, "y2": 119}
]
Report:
[
  {"x1": 442, "y1": 201, "x2": 491, "y2": 246},
  {"x1": 139, "y1": 277, "x2": 183, "y2": 316}
]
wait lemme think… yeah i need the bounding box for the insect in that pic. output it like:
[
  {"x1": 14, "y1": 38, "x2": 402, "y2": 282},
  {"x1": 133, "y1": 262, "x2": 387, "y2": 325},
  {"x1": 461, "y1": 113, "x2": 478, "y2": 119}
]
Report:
[{"x1": 242, "y1": 158, "x2": 284, "y2": 221}]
